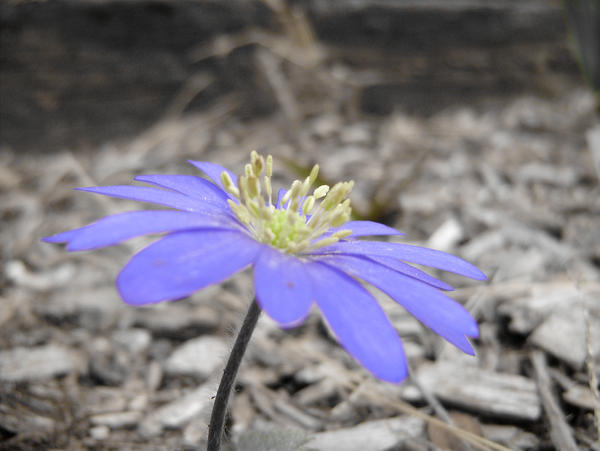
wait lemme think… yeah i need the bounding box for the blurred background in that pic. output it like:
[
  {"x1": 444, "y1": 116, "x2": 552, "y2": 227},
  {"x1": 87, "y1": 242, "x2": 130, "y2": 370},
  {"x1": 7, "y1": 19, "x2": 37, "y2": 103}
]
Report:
[{"x1": 1, "y1": 0, "x2": 599, "y2": 450}]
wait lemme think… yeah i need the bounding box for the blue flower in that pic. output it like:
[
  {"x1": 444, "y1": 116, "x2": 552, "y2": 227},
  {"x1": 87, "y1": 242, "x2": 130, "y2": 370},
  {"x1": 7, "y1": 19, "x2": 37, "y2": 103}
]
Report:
[{"x1": 44, "y1": 152, "x2": 485, "y2": 383}]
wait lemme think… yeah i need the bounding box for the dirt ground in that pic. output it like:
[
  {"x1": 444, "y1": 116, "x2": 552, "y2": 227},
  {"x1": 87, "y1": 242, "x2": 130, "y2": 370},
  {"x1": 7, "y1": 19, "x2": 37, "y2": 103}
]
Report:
[{"x1": 1, "y1": 1, "x2": 600, "y2": 450}]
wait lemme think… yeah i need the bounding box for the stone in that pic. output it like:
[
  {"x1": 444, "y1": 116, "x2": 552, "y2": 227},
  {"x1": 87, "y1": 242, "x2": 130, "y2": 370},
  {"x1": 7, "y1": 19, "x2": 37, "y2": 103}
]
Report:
[
  {"x1": 138, "y1": 385, "x2": 214, "y2": 437},
  {"x1": 38, "y1": 287, "x2": 125, "y2": 331},
  {"x1": 89, "y1": 425, "x2": 110, "y2": 441},
  {"x1": 562, "y1": 384, "x2": 600, "y2": 410},
  {"x1": 417, "y1": 362, "x2": 541, "y2": 420},
  {"x1": 427, "y1": 217, "x2": 464, "y2": 252},
  {"x1": 305, "y1": 416, "x2": 424, "y2": 451},
  {"x1": 164, "y1": 335, "x2": 228, "y2": 378},
  {"x1": 90, "y1": 411, "x2": 142, "y2": 429},
  {"x1": 112, "y1": 328, "x2": 152, "y2": 354},
  {"x1": 482, "y1": 424, "x2": 538, "y2": 450},
  {"x1": 0, "y1": 344, "x2": 86, "y2": 381},
  {"x1": 530, "y1": 308, "x2": 600, "y2": 368},
  {"x1": 134, "y1": 303, "x2": 219, "y2": 339}
]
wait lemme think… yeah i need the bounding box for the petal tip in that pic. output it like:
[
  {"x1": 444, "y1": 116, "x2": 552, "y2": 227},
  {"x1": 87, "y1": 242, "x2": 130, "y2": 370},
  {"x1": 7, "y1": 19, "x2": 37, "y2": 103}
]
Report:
[
  {"x1": 380, "y1": 367, "x2": 409, "y2": 384},
  {"x1": 472, "y1": 268, "x2": 487, "y2": 281},
  {"x1": 41, "y1": 235, "x2": 60, "y2": 243}
]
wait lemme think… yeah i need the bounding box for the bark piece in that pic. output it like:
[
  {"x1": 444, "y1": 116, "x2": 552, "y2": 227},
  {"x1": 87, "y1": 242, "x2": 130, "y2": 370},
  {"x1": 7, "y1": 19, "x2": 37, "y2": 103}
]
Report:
[{"x1": 417, "y1": 361, "x2": 541, "y2": 420}]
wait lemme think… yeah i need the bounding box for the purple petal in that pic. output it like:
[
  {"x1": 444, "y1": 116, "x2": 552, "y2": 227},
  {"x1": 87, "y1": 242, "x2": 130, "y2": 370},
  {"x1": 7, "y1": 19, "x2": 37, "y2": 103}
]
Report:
[
  {"x1": 117, "y1": 230, "x2": 261, "y2": 305},
  {"x1": 276, "y1": 188, "x2": 287, "y2": 207},
  {"x1": 253, "y1": 246, "x2": 312, "y2": 327},
  {"x1": 187, "y1": 161, "x2": 237, "y2": 192},
  {"x1": 304, "y1": 261, "x2": 408, "y2": 383},
  {"x1": 329, "y1": 221, "x2": 404, "y2": 238},
  {"x1": 440, "y1": 330, "x2": 476, "y2": 355},
  {"x1": 317, "y1": 255, "x2": 479, "y2": 346},
  {"x1": 134, "y1": 175, "x2": 229, "y2": 205},
  {"x1": 312, "y1": 241, "x2": 486, "y2": 281},
  {"x1": 366, "y1": 255, "x2": 453, "y2": 291},
  {"x1": 43, "y1": 211, "x2": 240, "y2": 251},
  {"x1": 76, "y1": 186, "x2": 229, "y2": 215}
]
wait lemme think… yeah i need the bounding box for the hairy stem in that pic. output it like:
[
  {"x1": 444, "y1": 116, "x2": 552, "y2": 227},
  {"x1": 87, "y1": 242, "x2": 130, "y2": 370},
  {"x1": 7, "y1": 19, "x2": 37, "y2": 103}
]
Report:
[{"x1": 207, "y1": 299, "x2": 261, "y2": 450}]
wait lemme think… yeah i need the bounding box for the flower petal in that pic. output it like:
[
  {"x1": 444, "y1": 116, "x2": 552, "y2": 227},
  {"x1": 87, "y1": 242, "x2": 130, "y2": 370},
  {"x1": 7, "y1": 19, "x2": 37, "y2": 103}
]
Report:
[
  {"x1": 366, "y1": 255, "x2": 453, "y2": 291},
  {"x1": 116, "y1": 229, "x2": 261, "y2": 305},
  {"x1": 276, "y1": 188, "x2": 287, "y2": 207},
  {"x1": 440, "y1": 330, "x2": 476, "y2": 355},
  {"x1": 304, "y1": 261, "x2": 408, "y2": 383},
  {"x1": 42, "y1": 211, "x2": 240, "y2": 251},
  {"x1": 187, "y1": 161, "x2": 237, "y2": 192},
  {"x1": 317, "y1": 255, "x2": 479, "y2": 346},
  {"x1": 253, "y1": 246, "x2": 312, "y2": 327},
  {"x1": 76, "y1": 186, "x2": 228, "y2": 214},
  {"x1": 134, "y1": 174, "x2": 229, "y2": 205},
  {"x1": 329, "y1": 221, "x2": 404, "y2": 237},
  {"x1": 312, "y1": 241, "x2": 486, "y2": 281}
]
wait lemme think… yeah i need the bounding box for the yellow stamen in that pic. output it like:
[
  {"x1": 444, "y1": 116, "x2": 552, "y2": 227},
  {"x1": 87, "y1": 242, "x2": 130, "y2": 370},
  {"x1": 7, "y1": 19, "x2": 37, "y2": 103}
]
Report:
[{"x1": 223, "y1": 152, "x2": 353, "y2": 254}]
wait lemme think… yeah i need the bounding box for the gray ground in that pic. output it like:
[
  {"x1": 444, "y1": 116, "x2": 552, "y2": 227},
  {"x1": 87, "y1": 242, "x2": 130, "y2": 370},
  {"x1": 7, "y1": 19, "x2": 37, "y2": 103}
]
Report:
[{"x1": 1, "y1": 2, "x2": 599, "y2": 450}]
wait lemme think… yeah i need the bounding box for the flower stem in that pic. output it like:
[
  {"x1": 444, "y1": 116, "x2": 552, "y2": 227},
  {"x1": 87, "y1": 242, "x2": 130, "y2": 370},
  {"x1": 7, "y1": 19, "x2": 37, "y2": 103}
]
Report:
[{"x1": 207, "y1": 299, "x2": 261, "y2": 451}]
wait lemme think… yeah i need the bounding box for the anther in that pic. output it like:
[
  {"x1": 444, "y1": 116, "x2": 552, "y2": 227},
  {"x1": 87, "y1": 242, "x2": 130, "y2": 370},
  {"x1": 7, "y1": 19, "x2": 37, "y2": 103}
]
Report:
[
  {"x1": 332, "y1": 229, "x2": 352, "y2": 239},
  {"x1": 220, "y1": 172, "x2": 240, "y2": 199},
  {"x1": 313, "y1": 185, "x2": 329, "y2": 199},
  {"x1": 264, "y1": 175, "x2": 272, "y2": 205},
  {"x1": 310, "y1": 236, "x2": 340, "y2": 251},
  {"x1": 266, "y1": 155, "x2": 273, "y2": 177},
  {"x1": 302, "y1": 196, "x2": 315, "y2": 215}
]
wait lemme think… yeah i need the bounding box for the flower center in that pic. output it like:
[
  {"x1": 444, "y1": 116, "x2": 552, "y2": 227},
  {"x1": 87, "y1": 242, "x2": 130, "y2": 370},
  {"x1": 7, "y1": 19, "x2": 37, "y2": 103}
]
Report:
[{"x1": 220, "y1": 151, "x2": 354, "y2": 253}]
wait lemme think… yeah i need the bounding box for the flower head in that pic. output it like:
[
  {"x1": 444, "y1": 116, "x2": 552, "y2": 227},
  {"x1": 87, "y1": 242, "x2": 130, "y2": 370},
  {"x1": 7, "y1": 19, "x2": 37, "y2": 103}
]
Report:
[{"x1": 44, "y1": 152, "x2": 486, "y2": 383}]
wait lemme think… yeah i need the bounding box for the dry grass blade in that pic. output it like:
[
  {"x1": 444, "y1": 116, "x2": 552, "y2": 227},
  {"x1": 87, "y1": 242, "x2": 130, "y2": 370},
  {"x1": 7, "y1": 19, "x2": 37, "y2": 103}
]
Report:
[
  {"x1": 531, "y1": 350, "x2": 579, "y2": 451},
  {"x1": 363, "y1": 385, "x2": 512, "y2": 451}
]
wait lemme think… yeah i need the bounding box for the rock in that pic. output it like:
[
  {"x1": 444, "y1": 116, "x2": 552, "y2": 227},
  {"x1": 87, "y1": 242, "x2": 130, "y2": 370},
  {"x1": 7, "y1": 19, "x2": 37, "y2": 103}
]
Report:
[
  {"x1": 38, "y1": 287, "x2": 125, "y2": 331},
  {"x1": 0, "y1": 344, "x2": 86, "y2": 381},
  {"x1": 586, "y1": 124, "x2": 600, "y2": 180},
  {"x1": 138, "y1": 385, "x2": 214, "y2": 437},
  {"x1": 90, "y1": 411, "x2": 142, "y2": 429},
  {"x1": 305, "y1": 416, "x2": 424, "y2": 451},
  {"x1": 134, "y1": 304, "x2": 219, "y2": 339},
  {"x1": 235, "y1": 425, "x2": 311, "y2": 451},
  {"x1": 427, "y1": 217, "x2": 464, "y2": 252},
  {"x1": 89, "y1": 425, "x2": 110, "y2": 441},
  {"x1": 339, "y1": 124, "x2": 372, "y2": 145},
  {"x1": 516, "y1": 162, "x2": 578, "y2": 186},
  {"x1": 310, "y1": 114, "x2": 343, "y2": 139},
  {"x1": 112, "y1": 328, "x2": 152, "y2": 354},
  {"x1": 0, "y1": 406, "x2": 56, "y2": 436},
  {"x1": 5, "y1": 260, "x2": 75, "y2": 291},
  {"x1": 529, "y1": 308, "x2": 600, "y2": 368},
  {"x1": 482, "y1": 424, "x2": 538, "y2": 450},
  {"x1": 88, "y1": 337, "x2": 129, "y2": 386},
  {"x1": 417, "y1": 362, "x2": 541, "y2": 420},
  {"x1": 164, "y1": 336, "x2": 228, "y2": 378},
  {"x1": 498, "y1": 284, "x2": 592, "y2": 334},
  {"x1": 562, "y1": 384, "x2": 600, "y2": 410},
  {"x1": 183, "y1": 416, "x2": 209, "y2": 447}
]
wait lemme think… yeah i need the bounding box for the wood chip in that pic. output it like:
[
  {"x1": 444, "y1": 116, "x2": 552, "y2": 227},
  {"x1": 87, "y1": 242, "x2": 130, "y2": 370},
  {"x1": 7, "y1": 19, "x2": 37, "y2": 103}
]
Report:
[
  {"x1": 530, "y1": 308, "x2": 600, "y2": 368},
  {"x1": 417, "y1": 362, "x2": 541, "y2": 420},
  {"x1": 305, "y1": 416, "x2": 424, "y2": 451}
]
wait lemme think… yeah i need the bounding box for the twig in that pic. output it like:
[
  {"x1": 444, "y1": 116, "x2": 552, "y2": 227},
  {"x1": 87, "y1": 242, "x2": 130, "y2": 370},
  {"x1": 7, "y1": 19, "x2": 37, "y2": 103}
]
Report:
[
  {"x1": 409, "y1": 373, "x2": 475, "y2": 451},
  {"x1": 364, "y1": 386, "x2": 511, "y2": 451},
  {"x1": 531, "y1": 350, "x2": 579, "y2": 451},
  {"x1": 161, "y1": 73, "x2": 213, "y2": 120}
]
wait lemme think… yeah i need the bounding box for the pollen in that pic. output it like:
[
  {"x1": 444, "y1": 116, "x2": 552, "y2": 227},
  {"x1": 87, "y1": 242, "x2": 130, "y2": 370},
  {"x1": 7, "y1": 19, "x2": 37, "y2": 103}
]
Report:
[{"x1": 222, "y1": 151, "x2": 353, "y2": 253}]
